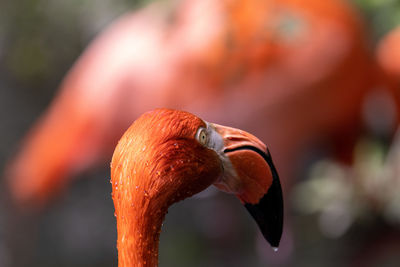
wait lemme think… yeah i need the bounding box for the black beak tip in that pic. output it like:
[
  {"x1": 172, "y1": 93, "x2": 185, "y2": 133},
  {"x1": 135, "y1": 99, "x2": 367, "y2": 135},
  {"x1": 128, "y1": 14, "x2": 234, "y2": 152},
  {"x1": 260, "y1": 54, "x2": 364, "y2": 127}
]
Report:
[
  {"x1": 244, "y1": 153, "x2": 284, "y2": 249},
  {"x1": 226, "y1": 146, "x2": 284, "y2": 249}
]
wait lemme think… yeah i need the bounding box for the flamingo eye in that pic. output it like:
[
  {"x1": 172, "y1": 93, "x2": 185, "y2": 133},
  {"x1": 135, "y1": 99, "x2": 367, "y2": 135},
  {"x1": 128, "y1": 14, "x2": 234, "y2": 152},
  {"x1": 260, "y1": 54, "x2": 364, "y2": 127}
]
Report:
[{"x1": 196, "y1": 128, "x2": 208, "y2": 146}]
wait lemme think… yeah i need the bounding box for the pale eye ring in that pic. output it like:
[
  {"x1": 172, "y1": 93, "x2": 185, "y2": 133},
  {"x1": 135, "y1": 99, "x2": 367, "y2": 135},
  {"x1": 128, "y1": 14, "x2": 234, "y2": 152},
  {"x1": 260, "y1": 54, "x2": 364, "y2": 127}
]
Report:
[{"x1": 196, "y1": 128, "x2": 208, "y2": 146}]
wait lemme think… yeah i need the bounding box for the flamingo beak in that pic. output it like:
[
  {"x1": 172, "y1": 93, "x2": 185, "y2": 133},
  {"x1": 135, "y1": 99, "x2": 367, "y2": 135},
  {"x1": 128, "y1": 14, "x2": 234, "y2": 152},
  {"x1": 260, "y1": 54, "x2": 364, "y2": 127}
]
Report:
[{"x1": 211, "y1": 123, "x2": 284, "y2": 249}]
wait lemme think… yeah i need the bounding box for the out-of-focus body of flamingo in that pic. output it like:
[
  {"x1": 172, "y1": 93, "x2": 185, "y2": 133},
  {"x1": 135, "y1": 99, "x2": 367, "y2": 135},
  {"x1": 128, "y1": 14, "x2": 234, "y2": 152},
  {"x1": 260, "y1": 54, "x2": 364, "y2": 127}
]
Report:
[
  {"x1": 6, "y1": 0, "x2": 375, "y2": 207},
  {"x1": 111, "y1": 108, "x2": 283, "y2": 266},
  {"x1": 368, "y1": 26, "x2": 400, "y2": 138},
  {"x1": 377, "y1": 26, "x2": 400, "y2": 79},
  {"x1": 376, "y1": 26, "x2": 400, "y2": 109}
]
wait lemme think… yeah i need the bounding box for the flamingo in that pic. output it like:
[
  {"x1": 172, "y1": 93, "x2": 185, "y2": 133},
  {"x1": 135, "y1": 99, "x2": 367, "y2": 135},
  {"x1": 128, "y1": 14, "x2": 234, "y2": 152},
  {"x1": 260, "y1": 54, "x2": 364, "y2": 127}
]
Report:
[
  {"x1": 110, "y1": 108, "x2": 283, "y2": 266},
  {"x1": 371, "y1": 26, "x2": 400, "y2": 135},
  {"x1": 377, "y1": 26, "x2": 400, "y2": 79},
  {"x1": 5, "y1": 0, "x2": 373, "y2": 209}
]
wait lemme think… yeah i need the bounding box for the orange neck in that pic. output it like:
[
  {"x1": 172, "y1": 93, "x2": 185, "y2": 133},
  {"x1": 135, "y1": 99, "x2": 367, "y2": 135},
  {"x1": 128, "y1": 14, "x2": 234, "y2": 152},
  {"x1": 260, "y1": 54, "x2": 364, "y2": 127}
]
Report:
[{"x1": 115, "y1": 191, "x2": 168, "y2": 267}]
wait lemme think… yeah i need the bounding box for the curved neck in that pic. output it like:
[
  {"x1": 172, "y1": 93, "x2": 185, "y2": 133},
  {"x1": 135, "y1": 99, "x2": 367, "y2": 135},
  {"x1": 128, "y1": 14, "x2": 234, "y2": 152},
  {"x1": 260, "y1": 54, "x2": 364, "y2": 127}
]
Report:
[
  {"x1": 115, "y1": 193, "x2": 168, "y2": 267},
  {"x1": 111, "y1": 131, "x2": 221, "y2": 266}
]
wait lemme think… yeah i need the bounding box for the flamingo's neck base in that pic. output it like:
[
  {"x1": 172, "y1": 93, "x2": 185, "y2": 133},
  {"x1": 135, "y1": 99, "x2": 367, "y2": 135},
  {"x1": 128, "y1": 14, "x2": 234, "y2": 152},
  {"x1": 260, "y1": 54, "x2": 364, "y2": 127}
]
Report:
[{"x1": 116, "y1": 200, "x2": 168, "y2": 267}]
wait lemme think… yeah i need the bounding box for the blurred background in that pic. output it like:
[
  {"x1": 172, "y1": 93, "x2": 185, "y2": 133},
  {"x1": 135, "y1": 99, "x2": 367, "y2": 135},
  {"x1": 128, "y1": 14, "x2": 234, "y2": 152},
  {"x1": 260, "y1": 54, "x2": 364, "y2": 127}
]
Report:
[{"x1": 1, "y1": 0, "x2": 400, "y2": 266}]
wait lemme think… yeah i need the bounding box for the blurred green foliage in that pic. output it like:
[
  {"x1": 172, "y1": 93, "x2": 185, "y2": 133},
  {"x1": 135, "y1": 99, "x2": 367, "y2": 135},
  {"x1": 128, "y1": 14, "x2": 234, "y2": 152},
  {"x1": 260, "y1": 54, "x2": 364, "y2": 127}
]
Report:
[
  {"x1": 0, "y1": 0, "x2": 156, "y2": 91},
  {"x1": 351, "y1": 0, "x2": 400, "y2": 39}
]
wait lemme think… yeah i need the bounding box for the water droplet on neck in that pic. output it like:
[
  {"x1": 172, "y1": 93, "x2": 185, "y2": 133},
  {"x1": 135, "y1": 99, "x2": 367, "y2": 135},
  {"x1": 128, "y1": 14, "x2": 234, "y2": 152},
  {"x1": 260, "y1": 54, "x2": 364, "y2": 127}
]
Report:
[{"x1": 272, "y1": 247, "x2": 279, "y2": 252}]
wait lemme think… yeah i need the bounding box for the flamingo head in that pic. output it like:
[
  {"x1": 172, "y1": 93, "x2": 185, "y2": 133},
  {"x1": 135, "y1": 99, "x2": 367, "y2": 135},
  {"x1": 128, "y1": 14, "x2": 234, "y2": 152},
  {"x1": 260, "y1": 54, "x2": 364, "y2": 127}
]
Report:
[{"x1": 111, "y1": 108, "x2": 283, "y2": 249}]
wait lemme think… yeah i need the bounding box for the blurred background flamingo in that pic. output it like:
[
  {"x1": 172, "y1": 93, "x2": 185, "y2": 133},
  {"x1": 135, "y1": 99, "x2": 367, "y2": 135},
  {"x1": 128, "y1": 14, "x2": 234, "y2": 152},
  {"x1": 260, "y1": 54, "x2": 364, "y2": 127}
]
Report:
[
  {"x1": 1, "y1": 0, "x2": 400, "y2": 266},
  {"x1": 5, "y1": 0, "x2": 385, "y2": 206}
]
